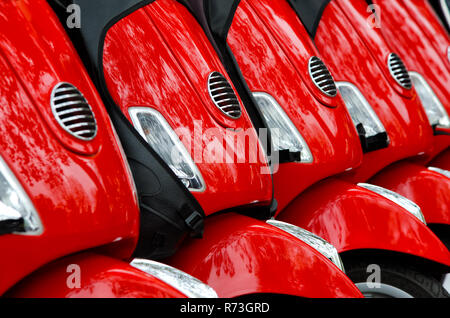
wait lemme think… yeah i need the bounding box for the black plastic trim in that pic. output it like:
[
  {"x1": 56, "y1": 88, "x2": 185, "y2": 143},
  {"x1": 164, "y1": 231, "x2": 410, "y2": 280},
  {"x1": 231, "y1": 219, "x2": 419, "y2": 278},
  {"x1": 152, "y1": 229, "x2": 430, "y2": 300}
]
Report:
[{"x1": 286, "y1": 0, "x2": 331, "y2": 39}]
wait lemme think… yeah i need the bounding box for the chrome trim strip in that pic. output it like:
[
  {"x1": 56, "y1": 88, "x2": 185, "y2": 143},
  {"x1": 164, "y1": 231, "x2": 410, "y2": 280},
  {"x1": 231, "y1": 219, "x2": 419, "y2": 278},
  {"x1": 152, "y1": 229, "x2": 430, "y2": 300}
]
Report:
[
  {"x1": 266, "y1": 220, "x2": 345, "y2": 272},
  {"x1": 358, "y1": 183, "x2": 426, "y2": 224},
  {"x1": 130, "y1": 259, "x2": 218, "y2": 298},
  {"x1": 428, "y1": 167, "x2": 450, "y2": 178}
]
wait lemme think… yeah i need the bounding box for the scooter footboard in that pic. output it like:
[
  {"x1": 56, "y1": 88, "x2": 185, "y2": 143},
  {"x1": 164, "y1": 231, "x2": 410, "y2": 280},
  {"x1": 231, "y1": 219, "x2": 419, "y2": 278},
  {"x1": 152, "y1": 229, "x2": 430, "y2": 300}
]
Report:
[
  {"x1": 370, "y1": 162, "x2": 450, "y2": 225},
  {"x1": 6, "y1": 253, "x2": 187, "y2": 298},
  {"x1": 166, "y1": 213, "x2": 363, "y2": 298},
  {"x1": 278, "y1": 178, "x2": 450, "y2": 268}
]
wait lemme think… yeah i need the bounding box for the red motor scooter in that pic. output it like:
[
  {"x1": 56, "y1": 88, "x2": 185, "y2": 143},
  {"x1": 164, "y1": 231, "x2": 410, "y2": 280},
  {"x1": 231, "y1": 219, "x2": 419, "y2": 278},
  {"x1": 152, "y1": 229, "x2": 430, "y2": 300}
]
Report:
[
  {"x1": 328, "y1": 0, "x2": 450, "y2": 249},
  {"x1": 361, "y1": 0, "x2": 450, "y2": 246},
  {"x1": 178, "y1": 0, "x2": 450, "y2": 297},
  {"x1": 408, "y1": 0, "x2": 450, "y2": 171},
  {"x1": 0, "y1": 0, "x2": 218, "y2": 298},
  {"x1": 278, "y1": 0, "x2": 450, "y2": 295},
  {"x1": 47, "y1": 0, "x2": 363, "y2": 298}
]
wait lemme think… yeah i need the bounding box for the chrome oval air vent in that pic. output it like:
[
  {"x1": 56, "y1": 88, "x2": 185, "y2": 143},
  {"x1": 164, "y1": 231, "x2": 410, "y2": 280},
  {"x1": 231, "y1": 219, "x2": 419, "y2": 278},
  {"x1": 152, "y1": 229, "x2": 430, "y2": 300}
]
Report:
[
  {"x1": 207, "y1": 72, "x2": 242, "y2": 119},
  {"x1": 388, "y1": 53, "x2": 412, "y2": 90},
  {"x1": 308, "y1": 56, "x2": 337, "y2": 97},
  {"x1": 51, "y1": 82, "x2": 97, "y2": 141}
]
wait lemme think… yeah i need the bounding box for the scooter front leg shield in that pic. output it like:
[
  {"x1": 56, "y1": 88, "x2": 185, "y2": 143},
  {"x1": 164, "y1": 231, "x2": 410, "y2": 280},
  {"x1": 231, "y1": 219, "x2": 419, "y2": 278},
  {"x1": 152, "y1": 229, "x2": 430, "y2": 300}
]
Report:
[
  {"x1": 278, "y1": 178, "x2": 450, "y2": 267},
  {"x1": 166, "y1": 213, "x2": 363, "y2": 298},
  {"x1": 369, "y1": 162, "x2": 450, "y2": 226},
  {"x1": 6, "y1": 253, "x2": 187, "y2": 298}
]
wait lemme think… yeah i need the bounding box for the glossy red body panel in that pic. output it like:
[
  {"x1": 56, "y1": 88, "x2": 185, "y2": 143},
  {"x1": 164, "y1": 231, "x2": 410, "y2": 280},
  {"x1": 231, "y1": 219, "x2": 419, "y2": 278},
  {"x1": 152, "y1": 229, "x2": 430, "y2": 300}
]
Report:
[
  {"x1": 429, "y1": 148, "x2": 450, "y2": 170},
  {"x1": 326, "y1": 0, "x2": 450, "y2": 229},
  {"x1": 102, "y1": 0, "x2": 365, "y2": 298},
  {"x1": 7, "y1": 253, "x2": 187, "y2": 298},
  {"x1": 401, "y1": 0, "x2": 450, "y2": 70},
  {"x1": 335, "y1": 0, "x2": 414, "y2": 98},
  {"x1": 225, "y1": 0, "x2": 450, "y2": 270},
  {"x1": 228, "y1": 0, "x2": 363, "y2": 212},
  {"x1": 225, "y1": 0, "x2": 450, "y2": 269},
  {"x1": 0, "y1": 1, "x2": 140, "y2": 295},
  {"x1": 103, "y1": 0, "x2": 272, "y2": 216},
  {"x1": 370, "y1": 162, "x2": 450, "y2": 225},
  {"x1": 315, "y1": 1, "x2": 434, "y2": 182},
  {"x1": 167, "y1": 213, "x2": 363, "y2": 298},
  {"x1": 372, "y1": 0, "x2": 450, "y2": 161},
  {"x1": 278, "y1": 178, "x2": 450, "y2": 267}
]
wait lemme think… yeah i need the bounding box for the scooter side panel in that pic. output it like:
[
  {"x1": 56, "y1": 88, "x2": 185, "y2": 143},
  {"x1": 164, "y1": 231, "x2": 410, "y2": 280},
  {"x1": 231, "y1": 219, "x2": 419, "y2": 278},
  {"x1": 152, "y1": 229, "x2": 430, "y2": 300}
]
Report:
[
  {"x1": 167, "y1": 213, "x2": 363, "y2": 298},
  {"x1": 314, "y1": 1, "x2": 434, "y2": 181},
  {"x1": 0, "y1": 1, "x2": 140, "y2": 295},
  {"x1": 400, "y1": 0, "x2": 450, "y2": 71},
  {"x1": 348, "y1": 0, "x2": 450, "y2": 164},
  {"x1": 227, "y1": 0, "x2": 362, "y2": 211},
  {"x1": 278, "y1": 178, "x2": 450, "y2": 267},
  {"x1": 6, "y1": 253, "x2": 187, "y2": 298},
  {"x1": 102, "y1": 0, "x2": 273, "y2": 216}
]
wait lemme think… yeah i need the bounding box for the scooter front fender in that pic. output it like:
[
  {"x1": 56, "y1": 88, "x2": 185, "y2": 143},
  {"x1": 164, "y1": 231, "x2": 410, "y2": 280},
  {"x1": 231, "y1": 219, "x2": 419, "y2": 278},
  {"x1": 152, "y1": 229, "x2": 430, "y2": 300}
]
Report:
[
  {"x1": 6, "y1": 253, "x2": 187, "y2": 298},
  {"x1": 370, "y1": 162, "x2": 450, "y2": 225},
  {"x1": 167, "y1": 213, "x2": 363, "y2": 298},
  {"x1": 429, "y1": 148, "x2": 450, "y2": 171},
  {"x1": 278, "y1": 178, "x2": 450, "y2": 267}
]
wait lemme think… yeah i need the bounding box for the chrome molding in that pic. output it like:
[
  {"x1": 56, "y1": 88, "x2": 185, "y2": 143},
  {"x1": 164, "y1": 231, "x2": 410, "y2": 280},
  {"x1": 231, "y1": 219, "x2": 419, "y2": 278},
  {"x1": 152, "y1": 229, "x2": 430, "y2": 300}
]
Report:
[
  {"x1": 358, "y1": 183, "x2": 426, "y2": 224},
  {"x1": 130, "y1": 259, "x2": 218, "y2": 298},
  {"x1": 266, "y1": 220, "x2": 345, "y2": 272},
  {"x1": 428, "y1": 167, "x2": 450, "y2": 178}
]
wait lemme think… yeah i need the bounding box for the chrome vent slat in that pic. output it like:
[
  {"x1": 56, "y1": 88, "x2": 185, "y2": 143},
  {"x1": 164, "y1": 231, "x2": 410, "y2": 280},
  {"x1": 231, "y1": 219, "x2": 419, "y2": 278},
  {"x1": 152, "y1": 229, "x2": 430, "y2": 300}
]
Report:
[
  {"x1": 53, "y1": 100, "x2": 91, "y2": 109},
  {"x1": 52, "y1": 94, "x2": 86, "y2": 102},
  {"x1": 209, "y1": 87, "x2": 234, "y2": 94},
  {"x1": 51, "y1": 82, "x2": 97, "y2": 141},
  {"x1": 56, "y1": 107, "x2": 92, "y2": 117},
  {"x1": 61, "y1": 114, "x2": 94, "y2": 124},
  {"x1": 208, "y1": 72, "x2": 242, "y2": 119},
  {"x1": 53, "y1": 87, "x2": 79, "y2": 95},
  {"x1": 216, "y1": 98, "x2": 240, "y2": 105},
  {"x1": 388, "y1": 53, "x2": 412, "y2": 90},
  {"x1": 212, "y1": 92, "x2": 237, "y2": 100},
  {"x1": 308, "y1": 56, "x2": 337, "y2": 97}
]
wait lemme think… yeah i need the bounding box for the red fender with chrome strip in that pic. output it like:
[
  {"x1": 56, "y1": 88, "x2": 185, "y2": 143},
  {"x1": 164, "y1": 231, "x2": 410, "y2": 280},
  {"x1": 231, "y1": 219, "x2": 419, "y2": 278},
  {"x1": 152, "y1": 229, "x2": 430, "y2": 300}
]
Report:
[
  {"x1": 278, "y1": 178, "x2": 450, "y2": 267},
  {"x1": 6, "y1": 253, "x2": 187, "y2": 298},
  {"x1": 370, "y1": 162, "x2": 450, "y2": 225},
  {"x1": 429, "y1": 148, "x2": 450, "y2": 171},
  {"x1": 166, "y1": 213, "x2": 363, "y2": 298}
]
